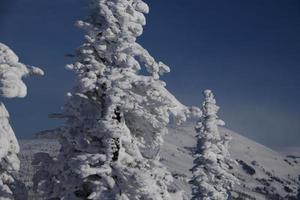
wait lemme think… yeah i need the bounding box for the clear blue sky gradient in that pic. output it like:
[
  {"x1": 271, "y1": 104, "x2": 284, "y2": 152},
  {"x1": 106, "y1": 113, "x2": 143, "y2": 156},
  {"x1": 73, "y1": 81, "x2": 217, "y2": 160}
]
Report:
[{"x1": 0, "y1": 0, "x2": 299, "y2": 148}]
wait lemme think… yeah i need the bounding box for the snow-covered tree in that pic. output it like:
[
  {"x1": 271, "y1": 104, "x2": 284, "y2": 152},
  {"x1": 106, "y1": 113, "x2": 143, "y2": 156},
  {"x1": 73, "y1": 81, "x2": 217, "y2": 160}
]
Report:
[
  {"x1": 191, "y1": 90, "x2": 237, "y2": 200},
  {"x1": 0, "y1": 43, "x2": 43, "y2": 199},
  {"x1": 33, "y1": 0, "x2": 199, "y2": 199}
]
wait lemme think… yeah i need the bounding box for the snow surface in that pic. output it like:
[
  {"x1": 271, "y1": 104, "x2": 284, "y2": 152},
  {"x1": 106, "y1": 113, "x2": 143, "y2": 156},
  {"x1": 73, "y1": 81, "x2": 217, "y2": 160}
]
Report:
[{"x1": 18, "y1": 122, "x2": 300, "y2": 200}]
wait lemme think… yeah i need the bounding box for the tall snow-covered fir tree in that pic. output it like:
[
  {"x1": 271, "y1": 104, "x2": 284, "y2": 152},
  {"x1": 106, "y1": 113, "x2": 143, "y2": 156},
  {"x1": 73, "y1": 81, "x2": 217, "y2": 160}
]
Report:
[
  {"x1": 0, "y1": 43, "x2": 43, "y2": 199},
  {"x1": 191, "y1": 90, "x2": 238, "y2": 200},
  {"x1": 33, "y1": 0, "x2": 199, "y2": 199}
]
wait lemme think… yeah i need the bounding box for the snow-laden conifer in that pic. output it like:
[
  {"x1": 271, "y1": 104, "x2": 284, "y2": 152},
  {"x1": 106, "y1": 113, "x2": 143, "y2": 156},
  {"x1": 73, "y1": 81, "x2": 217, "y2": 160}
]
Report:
[
  {"x1": 33, "y1": 1, "x2": 199, "y2": 199},
  {"x1": 0, "y1": 43, "x2": 43, "y2": 199},
  {"x1": 191, "y1": 90, "x2": 237, "y2": 200}
]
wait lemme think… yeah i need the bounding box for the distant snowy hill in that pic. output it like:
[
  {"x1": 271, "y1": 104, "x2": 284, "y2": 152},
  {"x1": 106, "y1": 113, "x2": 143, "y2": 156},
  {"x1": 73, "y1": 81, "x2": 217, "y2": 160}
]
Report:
[
  {"x1": 18, "y1": 122, "x2": 300, "y2": 200},
  {"x1": 276, "y1": 147, "x2": 300, "y2": 158}
]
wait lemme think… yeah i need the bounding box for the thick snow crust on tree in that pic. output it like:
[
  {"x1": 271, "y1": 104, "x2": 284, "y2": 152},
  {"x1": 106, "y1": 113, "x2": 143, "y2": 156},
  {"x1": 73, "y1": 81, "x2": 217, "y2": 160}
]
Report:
[
  {"x1": 33, "y1": 0, "x2": 200, "y2": 200},
  {"x1": 0, "y1": 43, "x2": 43, "y2": 199},
  {"x1": 0, "y1": 103, "x2": 20, "y2": 200},
  {"x1": 191, "y1": 90, "x2": 238, "y2": 200}
]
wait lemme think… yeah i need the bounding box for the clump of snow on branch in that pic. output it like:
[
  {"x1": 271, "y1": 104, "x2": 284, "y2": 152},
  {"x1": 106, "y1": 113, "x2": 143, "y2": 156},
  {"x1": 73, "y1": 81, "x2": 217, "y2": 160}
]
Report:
[
  {"x1": 0, "y1": 43, "x2": 43, "y2": 199},
  {"x1": 191, "y1": 90, "x2": 238, "y2": 200},
  {"x1": 0, "y1": 43, "x2": 44, "y2": 98},
  {"x1": 33, "y1": 0, "x2": 199, "y2": 199}
]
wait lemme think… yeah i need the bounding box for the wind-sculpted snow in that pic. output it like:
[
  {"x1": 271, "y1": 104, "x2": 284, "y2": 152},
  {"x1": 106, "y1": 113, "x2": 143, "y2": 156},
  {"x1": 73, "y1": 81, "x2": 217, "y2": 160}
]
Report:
[
  {"x1": 33, "y1": 1, "x2": 200, "y2": 200},
  {"x1": 0, "y1": 43, "x2": 43, "y2": 199},
  {"x1": 0, "y1": 43, "x2": 44, "y2": 98}
]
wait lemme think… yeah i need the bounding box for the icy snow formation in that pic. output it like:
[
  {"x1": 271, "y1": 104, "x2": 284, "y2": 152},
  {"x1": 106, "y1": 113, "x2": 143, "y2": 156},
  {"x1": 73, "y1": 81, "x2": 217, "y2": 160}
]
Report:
[
  {"x1": 0, "y1": 43, "x2": 43, "y2": 199},
  {"x1": 33, "y1": 0, "x2": 199, "y2": 200},
  {"x1": 191, "y1": 90, "x2": 238, "y2": 200}
]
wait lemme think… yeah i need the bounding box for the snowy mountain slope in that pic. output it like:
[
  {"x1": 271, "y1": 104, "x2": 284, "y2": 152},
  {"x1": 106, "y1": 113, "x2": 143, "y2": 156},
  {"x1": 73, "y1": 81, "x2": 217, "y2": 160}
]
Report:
[
  {"x1": 18, "y1": 122, "x2": 300, "y2": 200},
  {"x1": 228, "y1": 129, "x2": 300, "y2": 200},
  {"x1": 164, "y1": 122, "x2": 300, "y2": 200}
]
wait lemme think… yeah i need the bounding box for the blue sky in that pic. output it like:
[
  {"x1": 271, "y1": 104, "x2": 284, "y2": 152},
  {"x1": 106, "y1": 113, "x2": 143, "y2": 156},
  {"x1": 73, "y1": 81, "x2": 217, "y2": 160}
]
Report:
[{"x1": 0, "y1": 0, "x2": 299, "y2": 148}]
